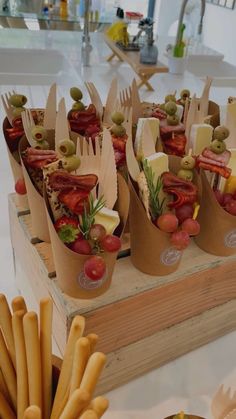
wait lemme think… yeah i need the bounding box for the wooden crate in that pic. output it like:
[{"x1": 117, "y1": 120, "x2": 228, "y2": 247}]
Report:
[{"x1": 9, "y1": 193, "x2": 236, "y2": 394}]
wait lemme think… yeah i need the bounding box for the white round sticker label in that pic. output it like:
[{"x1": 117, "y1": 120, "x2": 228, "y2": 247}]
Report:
[
  {"x1": 160, "y1": 247, "x2": 182, "y2": 266},
  {"x1": 77, "y1": 270, "x2": 107, "y2": 290},
  {"x1": 224, "y1": 229, "x2": 236, "y2": 248}
]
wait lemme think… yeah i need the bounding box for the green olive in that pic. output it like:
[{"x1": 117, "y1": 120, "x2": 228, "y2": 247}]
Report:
[
  {"x1": 165, "y1": 94, "x2": 176, "y2": 103},
  {"x1": 210, "y1": 139, "x2": 226, "y2": 154},
  {"x1": 177, "y1": 169, "x2": 193, "y2": 181},
  {"x1": 34, "y1": 140, "x2": 49, "y2": 150},
  {"x1": 180, "y1": 155, "x2": 195, "y2": 169},
  {"x1": 13, "y1": 107, "x2": 26, "y2": 117},
  {"x1": 165, "y1": 101, "x2": 177, "y2": 116},
  {"x1": 9, "y1": 94, "x2": 27, "y2": 108},
  {"x1": 70, "y1": 87, "x2": 83, "y2": 101},
  {"x1": 213, "y1": 125, "x2": 230, "y2": 141},
  {"x1": 58, "y1": 139, "x2": 76, "y2": 156},
  {"x1": 167, "y1": 114, "x2": 180, "y2": 126},
  {"x1": 111, "y1": 124, "x2": 126, "y2": 137},
  {"x1": 31, "y1": 125, "x2": 47, "y2": 142},
  {"x1": 180, "y1": 89, "x2": 191, "y2": 100},
  {"x1": 61, "y1": 155, "x2": 81, "y2": 172},
  {"x1": 111, "y1": 111, "x2": 125, "y2": 125},
  {"x1": 159, "y1": 103, "x2": 166, "y2": 111},
  {"x1": 72, "y1": 101, "x2": 85, "y2": 111}
]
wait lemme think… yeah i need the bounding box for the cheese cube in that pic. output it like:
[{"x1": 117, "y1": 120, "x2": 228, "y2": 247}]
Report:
[
  {"x1": 189, "y1": 124, "x2": 213, "y2": 155},
  {"x1": 134, "y1": 118, "x2": 158, "y2": 159}
]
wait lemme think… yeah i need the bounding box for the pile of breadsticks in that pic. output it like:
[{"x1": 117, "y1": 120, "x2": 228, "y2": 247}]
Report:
[{"x1": 0, "y1": 294, "x2": 108, "y2": 419}]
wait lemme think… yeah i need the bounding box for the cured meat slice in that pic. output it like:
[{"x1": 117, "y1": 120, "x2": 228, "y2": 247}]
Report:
[
  {"x1": 49, "y1": 170, "x2": 98, "y2": 192},
  {"x1": 162, "y1": 172, "x2": 198, "y2": 208}
]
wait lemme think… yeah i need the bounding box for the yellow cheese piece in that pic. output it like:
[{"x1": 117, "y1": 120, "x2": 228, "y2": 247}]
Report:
[
  {"x1": 189, "y1": 124, "x2": 213, "y2": 155},
  {"x1": 225, "y1": 102, "x2": 236, "y2": 148},
  {"x1": 94, "y1": 207, "x2": 120, "y2": 235},
  {"x1": 224, "y1": 176, "x2": 236, "y2": 194}
]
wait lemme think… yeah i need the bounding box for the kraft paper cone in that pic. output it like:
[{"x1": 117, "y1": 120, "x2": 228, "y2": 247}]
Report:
[
  {"x1": 129, "y1": 156, "x2": 186, "y2": 276},
  {"x1": 3, "y1": 118, "x2": 29, "y2": 209},
  {"x1": 195, "y1": 170, "x2": 236, "y2": 256},
  {"x1": 44, "y1": 173, "x2": 130, "y2": 299},
  {"x1": 164, "y1": 416, "x2": 205, "y2": 419},
  {"x1": 129, "y1": 180, "x2": 182, "y2": 275}
]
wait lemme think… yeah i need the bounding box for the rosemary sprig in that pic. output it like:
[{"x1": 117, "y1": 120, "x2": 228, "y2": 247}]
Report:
[
  {"x1": 79, "y1": 194, "x2": 106, "y2": 239},
  {"x1": 143, "y1": 159, "x2": 165, "y2": 221}
]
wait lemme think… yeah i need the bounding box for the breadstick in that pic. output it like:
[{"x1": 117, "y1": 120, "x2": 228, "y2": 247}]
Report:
[
  {"x1": 85, "y1": 334, "x2": 99, "y2": 354},
  {"x1": 80, "y1": 353, "x2": 106, "y2": 397},
  {"x1": 11, "y1": 296, "x2": 27, "y2": 314},
  {"x1": 0, "y1": 367, "x2": 11, "y2": 406},
  {"x1": 0, "y1": 391, "x2": 16, "y2": 419},
  {"x1": 87, "y1": 397, "x2": 109, "y2": 418},
  {"x1": 0, "y1": 329, "x2": 17, "y2": 410},
  {"x1": 60, "y1": 389, "x2": 90, "y2": 419},
  {"x1": 0, "y1": 294, "x2": 16, "y2": 368},
  {"x1": 69, "y1": 338, "x2": 90, "y2": 397},
  {"x1": 23, "y1": 312, "x2": 42, "y2": 409},
  {"x1": 12, "y1": 310, "x2": 29, "y2": 419},
  {"x1": 23, "y1": 406, "x2": 41, "y2": 419},
  {"x1": 40, "y1": 298, "x2": 52, "y2": 419},
  {"x1": 50, "y1": 315, "x2": 85, "y2": 419},
  {"x1": 79, "y1": 409, "x2": 98, "y2": 419}
]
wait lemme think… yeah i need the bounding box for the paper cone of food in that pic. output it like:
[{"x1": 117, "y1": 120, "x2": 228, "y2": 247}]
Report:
[
  {"x1": 127, "y1": 121, "x2": 201, "y2": 276},
  {"x1": 44, "y1": 169, "x2": 129, "y2": 299},
  {"x1": 195, "y1": 170, "x2": 236, "y2": 256}
]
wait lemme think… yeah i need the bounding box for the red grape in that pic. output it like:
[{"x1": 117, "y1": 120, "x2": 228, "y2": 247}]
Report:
[
  {"x1": 100, "y1": 235, "x2": 121, "y2": 252},
  {"x1": 225, "y1": 199, "x2": 236, "y2": 215},
  {"x1": 84, "y1": 256, "x2": 106, "y2": 281},
  {"x1": 214, "y1": 189, "x2": 224, "y2": 206},
  {"x1": 181, "y1": 218, "x2": 200, "y2": 236},
  {"x1": 89, "y1": 224, "x2": 106, "y2": 241},
  {"x1": 157, "y1": 213, "x2": 178, "y2": 233},
  {"x1": 15, "y1": 178, "x2": 27, "y2": 195},
  {"x1": 223, "y1": 193, "x2": 233, "y2": 207},
  {"x1": 175, "y1": 204, "x2": 194, "y2": 224},
  {"x1": 170, "y1": 230, "x2": 190, "y2": 250},
  {"x1": 70, "y1": 239, "x2": 92, "y2": 255}
]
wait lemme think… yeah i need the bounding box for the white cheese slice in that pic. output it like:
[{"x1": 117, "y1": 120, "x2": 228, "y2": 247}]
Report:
[
  {"x1": 189, "y1": 124, "x2": 213, "y2": 155},
  {"x1": 134, "y1": 118, "x2": 158, "y2": 159},
  {"x1": 226, "y1": 103, "x2": 236, "y2": 149},
  {"x1": 94, "y1": 207, "x2": 120, "y2": 235},
  {"x1": 145, "y1": 152, "x2": 169, "y2": 210},
  {"x1": 176, "y1": 104, "x2": 184, "y2": 122}
]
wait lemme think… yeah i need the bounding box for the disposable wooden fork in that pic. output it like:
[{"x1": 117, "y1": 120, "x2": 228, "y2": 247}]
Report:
[
  {"x1": 76, "y1": 137, "x2": 101, "y2": 178},
  {"x1": 103, "y1": 78, "x2": 118, "y2": 126},
  {"x1": 21, "y1": 109, "x2": 36, "y2": 147},
  {"x1": 43, "y1": 83, "x2": 57, "y2": 130},
  {"x1": 84, "y1": 82, "x2": 103, "y2": 121},
  {"x1": 131, "y1": 79, "x2": 143, "y2": 125},
  {"x1": 55, "y1": 98, "x2": 70, "y2": 150},
  {"x1": 119, "y1": 86, "x2": 132, "y2": 107},
  {"x1": 1, "y1": 90, "x2": 16, "y2": 126},
  {"x1": 212, "y1": 385, "x2": 236, "y2": 419},
  {"x1": 98, "y1": 128, "x2": 117, "y2": 209}
]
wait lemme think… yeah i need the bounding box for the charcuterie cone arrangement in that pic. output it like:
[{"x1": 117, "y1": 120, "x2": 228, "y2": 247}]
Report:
[{"x1": 0, "y1": 293, "x2": 108, "y2": 418}]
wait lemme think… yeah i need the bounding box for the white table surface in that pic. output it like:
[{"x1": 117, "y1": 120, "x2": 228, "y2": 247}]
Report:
[{"x1": 1, "y1": 28, "x2": 236, "y2": 419}]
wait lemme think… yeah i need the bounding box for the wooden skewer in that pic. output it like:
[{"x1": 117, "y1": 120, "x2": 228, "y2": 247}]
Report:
[
  {"x1": 40, "y1": 298, "x2": 53, "y2": 419},
  {"x1": 69, "y1": 338, "x2": 90, "y2": 397},
  {"x1": 0, "y1": 367, "x2": 11, "y2": 407},
  {"x1": 0, "y1": 329, "x2": 17, "y2": 410},
  {"x1": 86, "y1": 334, "x2": 99, "y2": 354},
  {"x1": 79, "y1": 409, "x2": 98, "y2": 419},
  {"x1": 12, "y1": 310, "x2": 29, "y2": 419},
  {"x1": 87, "y1": 397, "x2": 109, "y2": 418},
  {"x1": 50, "y1": 315, "x2": 85, "y2": 419},
  {"x1": 11, "y1": 296, "x2": 27, "y2": 314},
  {"x1": 0, "y1": 294, "x2": 16, "y2": 369},
  {"x1": 0, "y1": 391, "x2": 16, "y2": 419},
  {"x1": 23, "y1": 312, "x2": 42, "y2": 409},
  {"x1": 80, "y1": 353, "x2": 106, "y2": 398},
  {"x1": 60, "y1": 389, "x2": 90, "y2": 419},
  {"x1": 23, "y1": 406, "x2": 41, "y2": 419}
]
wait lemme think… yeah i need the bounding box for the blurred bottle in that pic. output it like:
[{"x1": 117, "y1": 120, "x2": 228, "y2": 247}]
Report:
[{"x1": 60, "y1": 0, "x2": 68, "y2": 17}]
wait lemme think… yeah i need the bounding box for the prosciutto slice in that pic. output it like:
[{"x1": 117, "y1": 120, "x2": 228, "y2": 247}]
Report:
[
  {"x1": 162, "y1": 172, "x2": 198, "y2": 208},
  {"x1": 197, "y1": 148, "x2": 232, "y2": 179},
  {"x1": 23, "y1": 147, "x2": 58, "y2": 169}
]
